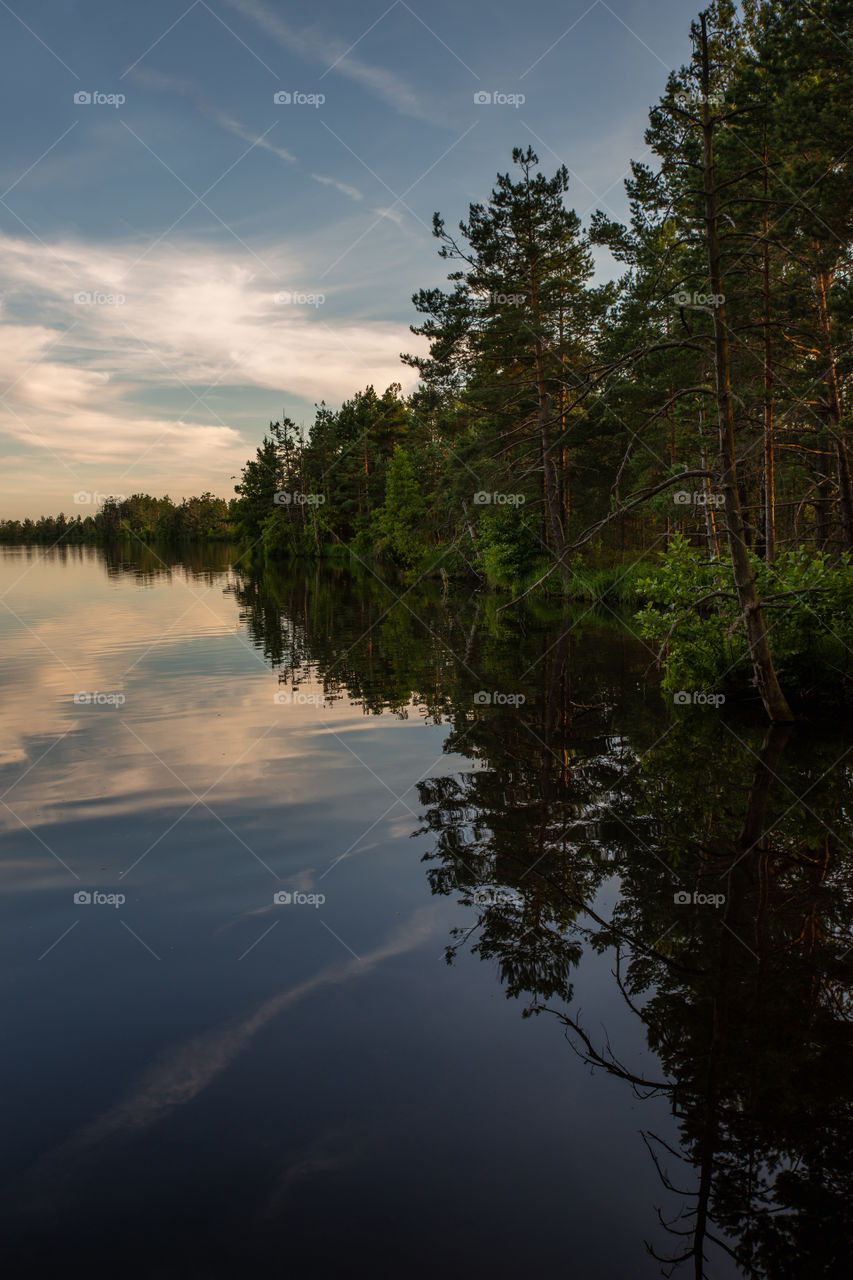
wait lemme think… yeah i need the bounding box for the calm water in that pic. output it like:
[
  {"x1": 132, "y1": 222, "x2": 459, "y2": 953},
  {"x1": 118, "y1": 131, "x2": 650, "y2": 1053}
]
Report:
[{"x1": 1, "y1": 543, "x2": 851, "y2": 1277}]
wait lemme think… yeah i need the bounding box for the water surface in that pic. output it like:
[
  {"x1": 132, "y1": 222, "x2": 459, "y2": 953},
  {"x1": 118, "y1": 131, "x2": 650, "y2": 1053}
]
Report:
[{"x1": 1, "y1": 543, "x2": 851, "y2": 1277}]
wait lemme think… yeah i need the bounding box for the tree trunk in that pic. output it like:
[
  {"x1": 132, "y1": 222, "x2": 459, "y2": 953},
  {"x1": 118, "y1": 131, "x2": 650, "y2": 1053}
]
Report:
[
  {"x1": 460, "y1": 498, "x2": 483, "y2": 569},
  {"x1": 762, "y1": 130, "x2": 776, "y2": 562},
  {"x1": 814, "y1": 266, "x2": 853, "y2": 552},
  {"x1": 699, "y1": 444, "x2": 720, "y2": 560},
  {"x1": 699, "y1": 15, "x2": 793, "y2": 723},
  {"x1": 814, "y1": 463, "x2": 832, "y2": 550},
  {"x1": 530, "y1": 267, "x2": 569, "y2": 581}
]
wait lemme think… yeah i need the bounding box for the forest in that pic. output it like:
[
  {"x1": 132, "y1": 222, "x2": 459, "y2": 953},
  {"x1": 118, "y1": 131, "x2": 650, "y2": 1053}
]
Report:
[{"x1": 5, "y1": 1, "x2": 853, "y2": 717}]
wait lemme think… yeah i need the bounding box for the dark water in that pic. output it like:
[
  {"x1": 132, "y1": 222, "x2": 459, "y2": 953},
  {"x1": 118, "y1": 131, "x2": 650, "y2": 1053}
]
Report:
[{"x1": 1, "y1": 542, "x2": 851, "y2": 1278}]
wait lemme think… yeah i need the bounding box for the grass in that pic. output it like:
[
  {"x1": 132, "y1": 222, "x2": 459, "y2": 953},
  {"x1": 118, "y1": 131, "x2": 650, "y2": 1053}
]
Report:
[{"x1": 513, "y1": 559, "x2": 660, "y2": 605}]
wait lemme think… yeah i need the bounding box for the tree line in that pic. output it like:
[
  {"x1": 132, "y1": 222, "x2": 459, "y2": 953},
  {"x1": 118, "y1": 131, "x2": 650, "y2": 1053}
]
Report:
[
  {"x1": 4, "y1": 2, "x2": 852, "y2": 716},
  {"x1": 0, "y1": 492, "x2": 232, "y2": 545}
]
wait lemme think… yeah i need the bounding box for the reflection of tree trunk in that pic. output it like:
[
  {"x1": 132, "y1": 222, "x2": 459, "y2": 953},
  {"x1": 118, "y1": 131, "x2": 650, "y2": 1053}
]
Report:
[
  {"x1": 687, "y1": 725, "x2": 791, "y2": 1275},
  {"x1": 736, "y1": 724, "x2": 791, "y2": 856},
  {"x1": 463, "y1": 604, "x2": 480, "y2": 666}
]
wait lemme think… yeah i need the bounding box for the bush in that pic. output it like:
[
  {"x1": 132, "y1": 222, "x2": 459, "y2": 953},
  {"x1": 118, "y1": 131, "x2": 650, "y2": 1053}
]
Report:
[
  {"x1": 478, "y1": 506, "x2": 541, "y2": 585},
  {"x1": 634, "y1": 535, "x2": 853, "y2": 697}
]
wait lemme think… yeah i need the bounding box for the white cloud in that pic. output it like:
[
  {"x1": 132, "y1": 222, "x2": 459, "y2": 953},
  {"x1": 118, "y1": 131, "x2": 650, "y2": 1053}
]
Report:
[
  {"x1": 310, "y1": 173, "x2": 364, "y2": 201},
  {"x1": 0, "y1": 230, "x2": 421, "y2": 513},
  {"x1": 373, "y1": 206, "x2": 406, "y2": 227}
]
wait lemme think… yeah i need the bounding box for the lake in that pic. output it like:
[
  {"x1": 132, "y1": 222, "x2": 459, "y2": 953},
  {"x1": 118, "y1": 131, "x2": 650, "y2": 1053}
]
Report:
[{"x1": 1, "y1": 542, "x2": 851, "y2": 1277}]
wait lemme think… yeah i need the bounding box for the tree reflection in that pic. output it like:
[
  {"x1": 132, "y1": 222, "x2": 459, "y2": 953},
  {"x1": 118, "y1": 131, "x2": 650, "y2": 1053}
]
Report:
[
  {"x1": 221, "y1": 552, "x2": 853, "y2": 1276},
  {"x1": 420, "y1": 689, "x2": 853, "y2": 1277}
]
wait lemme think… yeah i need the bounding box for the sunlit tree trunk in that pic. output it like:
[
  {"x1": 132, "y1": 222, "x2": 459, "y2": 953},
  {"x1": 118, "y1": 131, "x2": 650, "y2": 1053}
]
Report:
[{"x1": 699, "y1": 14, "x2": 793, "y2": 723}]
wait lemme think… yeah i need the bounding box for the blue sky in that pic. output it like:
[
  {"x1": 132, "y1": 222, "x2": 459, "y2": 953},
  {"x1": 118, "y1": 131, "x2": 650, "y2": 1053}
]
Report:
[{"x1": 0, "y1": 0, "x2": 700, "y2": 517}]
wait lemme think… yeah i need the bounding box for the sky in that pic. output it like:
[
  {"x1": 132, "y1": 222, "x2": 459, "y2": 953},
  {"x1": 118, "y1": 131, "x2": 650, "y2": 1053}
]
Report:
[{"x1": 0, "y1": 0, "x2": 702, "y2": 518}]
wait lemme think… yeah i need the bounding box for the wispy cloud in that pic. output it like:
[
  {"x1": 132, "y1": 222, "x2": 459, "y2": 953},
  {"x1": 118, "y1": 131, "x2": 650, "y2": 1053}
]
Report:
[
  {"x1": 132, "y1": 66, "x2": 364, "y2": 199},
  {"x1": 223, "y1": 0, "x2": 436, "y2": 123},
  {"x1": 131, "y1": 66, "x2": 298, "y2": 162},
  {"x1": 310, "y1": 172, "x2": 364, "y2": 201},
  {"x1": 373, "y1": 206, "x2": 405, "y2": 227}
]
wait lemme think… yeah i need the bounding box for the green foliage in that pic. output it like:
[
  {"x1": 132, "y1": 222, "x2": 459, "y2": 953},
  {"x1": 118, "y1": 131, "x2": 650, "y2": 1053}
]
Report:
[
  {"x1": 7, "y1": 2, "x2": 853, "y2": 715},
  {"x1": 477, "y1": 505, "x2": 541, "y2": 586},
  {"x1": 635, "y1": 535, "x2": 853, "y2": 695},
  {"x1": 0, "y1": 493, "x2": 232, "y2": 546},
  {"x1": 372, "y1": 445, "x2": 427, "y2": 568}
]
